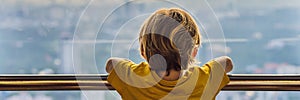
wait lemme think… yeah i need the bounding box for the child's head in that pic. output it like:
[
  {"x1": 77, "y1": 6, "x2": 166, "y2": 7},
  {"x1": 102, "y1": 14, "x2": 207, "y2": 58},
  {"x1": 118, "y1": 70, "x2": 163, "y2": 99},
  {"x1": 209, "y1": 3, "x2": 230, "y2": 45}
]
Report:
[{"x1": 139, "y1": 8, "x2": 201, "y2": 73}]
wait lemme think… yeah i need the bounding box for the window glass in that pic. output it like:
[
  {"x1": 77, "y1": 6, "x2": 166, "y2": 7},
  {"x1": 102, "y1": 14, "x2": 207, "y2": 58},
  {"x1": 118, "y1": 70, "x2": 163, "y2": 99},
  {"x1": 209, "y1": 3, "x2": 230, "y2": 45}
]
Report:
[
  {"x1": 217, "y1": 91, "x2": 300, "y2": 100},
  {"x1": 1, "y1": 0, "x2": 300, "y2": 74},
  {"x1": 1, "y1": 0, "x2": 300, "y2": 100},
  {"x1": 0, "y1": 91, "x2": 120, "y2": 100},
  {"x1": 209, "y1": 0, "x2": 300, "y2": 74},
  {"x1": 0, "y1": 0, "x2": 89, "y2": 74},
  {"x1": 0, "y1": 91, "x2": 300, "y2": 100}
]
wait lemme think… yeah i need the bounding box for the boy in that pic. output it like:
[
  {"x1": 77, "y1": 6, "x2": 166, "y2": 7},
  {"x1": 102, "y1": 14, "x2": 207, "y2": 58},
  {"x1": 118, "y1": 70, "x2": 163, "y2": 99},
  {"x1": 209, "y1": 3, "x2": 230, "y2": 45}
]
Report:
[{"x1": 106, "y1": 8, "x2": 233, "y2": 100}]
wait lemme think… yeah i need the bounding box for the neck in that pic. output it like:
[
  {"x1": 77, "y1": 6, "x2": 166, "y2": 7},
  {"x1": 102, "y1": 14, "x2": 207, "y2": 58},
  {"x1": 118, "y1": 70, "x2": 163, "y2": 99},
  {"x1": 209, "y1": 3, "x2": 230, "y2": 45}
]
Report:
[{"x1": 157, "y1": 69, "x2": 181, "y2": 81}]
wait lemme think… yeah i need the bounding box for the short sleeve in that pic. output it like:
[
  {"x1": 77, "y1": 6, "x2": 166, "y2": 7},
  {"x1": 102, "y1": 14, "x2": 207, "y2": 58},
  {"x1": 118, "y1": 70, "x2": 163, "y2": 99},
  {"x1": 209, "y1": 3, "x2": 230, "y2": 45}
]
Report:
[
  {"x1": 203, "y1": 60, "x2": 230, "y2": 88},
  {"x1": 200, "y1": 60, "x2": 230, "y2": 100},
  {"x1": 107, "y1": 60, "x2": 134, "y2": 93}
]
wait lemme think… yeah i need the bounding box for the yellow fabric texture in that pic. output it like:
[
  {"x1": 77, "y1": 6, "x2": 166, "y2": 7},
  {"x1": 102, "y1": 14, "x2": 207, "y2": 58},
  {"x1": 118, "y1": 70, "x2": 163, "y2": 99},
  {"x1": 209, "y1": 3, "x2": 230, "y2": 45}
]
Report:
[{"x1": 107, "y1": 60, "x2": 229, "y2": 100}]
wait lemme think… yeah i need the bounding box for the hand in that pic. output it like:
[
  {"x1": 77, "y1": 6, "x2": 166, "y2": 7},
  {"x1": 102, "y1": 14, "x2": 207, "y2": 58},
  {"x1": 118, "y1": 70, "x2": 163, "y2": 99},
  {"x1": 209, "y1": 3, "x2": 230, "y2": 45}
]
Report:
[{"x1": 214, "y1": 56, "x2": 233, "y2": 73}]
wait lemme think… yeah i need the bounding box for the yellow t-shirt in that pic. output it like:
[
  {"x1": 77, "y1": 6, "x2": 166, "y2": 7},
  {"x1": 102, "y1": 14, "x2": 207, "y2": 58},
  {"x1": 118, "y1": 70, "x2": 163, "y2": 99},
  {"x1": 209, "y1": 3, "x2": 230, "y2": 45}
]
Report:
[{"x1": 107, "y1": 60, "x2": 229, "y2": 100}]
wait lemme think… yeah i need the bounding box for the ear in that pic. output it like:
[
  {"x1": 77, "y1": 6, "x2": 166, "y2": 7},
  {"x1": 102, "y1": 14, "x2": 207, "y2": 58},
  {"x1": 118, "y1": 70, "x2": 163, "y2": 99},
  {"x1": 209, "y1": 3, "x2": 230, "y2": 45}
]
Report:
[{"x1": 191, "y1": 47, "x2": 198, "y2": 58}]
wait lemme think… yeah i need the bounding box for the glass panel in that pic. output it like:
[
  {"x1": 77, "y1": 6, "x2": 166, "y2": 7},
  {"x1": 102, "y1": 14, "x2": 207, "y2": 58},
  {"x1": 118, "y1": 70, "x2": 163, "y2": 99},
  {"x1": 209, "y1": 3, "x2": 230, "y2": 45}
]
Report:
[
  {"x1": 217, "y1": 91, "x2": 300, "y2": 100},
  {"x1": 0, "y1": 91, "x2": 299, "y2": 100},
  {"x1": 0, "y1": 0, "x2": 89, "y2": 74},
  {"x1": 1, "y1": 0, "x2": 300, "y2": 74},
  {"x1": 208, "y1": 0, "x2": 300, "y2": 74},
  {"x1": 1, "y1": 1, "x2": 300, "y2": 100},
  {"x1": 0, "y1": 91, "x2": 121, "y2": 100}
]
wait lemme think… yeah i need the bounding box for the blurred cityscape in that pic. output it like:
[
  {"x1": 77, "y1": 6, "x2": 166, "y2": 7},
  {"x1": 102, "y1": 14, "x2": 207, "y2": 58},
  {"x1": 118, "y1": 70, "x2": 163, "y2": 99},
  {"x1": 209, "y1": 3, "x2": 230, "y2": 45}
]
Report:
[{"x1": 0, "y1": 0, "x2": 300, "y2": 100}]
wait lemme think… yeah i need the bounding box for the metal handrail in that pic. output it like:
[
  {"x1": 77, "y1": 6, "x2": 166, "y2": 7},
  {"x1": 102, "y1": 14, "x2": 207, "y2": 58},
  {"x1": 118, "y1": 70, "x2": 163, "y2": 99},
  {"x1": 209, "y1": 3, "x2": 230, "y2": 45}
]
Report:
[{"x1": 1, "y1": 74, "x2": 300, "y2": 91}]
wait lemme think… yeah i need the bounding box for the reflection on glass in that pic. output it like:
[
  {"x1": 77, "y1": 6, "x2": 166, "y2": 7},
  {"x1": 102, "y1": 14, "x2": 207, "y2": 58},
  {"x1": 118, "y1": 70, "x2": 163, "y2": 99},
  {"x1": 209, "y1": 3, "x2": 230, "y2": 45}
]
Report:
[
  {"x1": 217, "y1": 91, "x2": 300, "y2": 100},
  {"x1": 1, "y1": 0, "x2": 300, "y2": 74},
  {"x1": 0, "y1": 91, "x2": 121, "y2": 100},
  {"x1": 0, "y1": 91, "x2": 300, "y2": 100},
  {"x1": 0, "y1": 0, "x2": 300, "y2": 100}
]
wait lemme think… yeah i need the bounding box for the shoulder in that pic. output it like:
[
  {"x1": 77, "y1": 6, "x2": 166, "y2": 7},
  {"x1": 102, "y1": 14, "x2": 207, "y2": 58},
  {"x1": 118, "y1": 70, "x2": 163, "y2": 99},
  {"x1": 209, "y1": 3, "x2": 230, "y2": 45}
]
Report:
[
  {"x1": 108, "y1": 59, "x2": 150, "y2": 78},
  {"x1": 106, "y1": 57, "x2": 126, "y2": 73},
  {"x1": 189, "y1": 60, "x2": 229, "y2": 79},
  {"x1": 107, "y1": 59, "x2": 150, "y2": 83},
  {"x1": 197, "y1": 60, "x2": 223, "y2": 74}
]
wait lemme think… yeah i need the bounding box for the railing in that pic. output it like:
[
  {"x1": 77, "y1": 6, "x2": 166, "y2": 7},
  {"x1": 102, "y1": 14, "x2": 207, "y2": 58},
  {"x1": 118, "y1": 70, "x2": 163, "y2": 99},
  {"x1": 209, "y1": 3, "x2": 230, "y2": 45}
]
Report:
[{"x1": 1, "y1": 74, "x2": 300, "y2": 91}]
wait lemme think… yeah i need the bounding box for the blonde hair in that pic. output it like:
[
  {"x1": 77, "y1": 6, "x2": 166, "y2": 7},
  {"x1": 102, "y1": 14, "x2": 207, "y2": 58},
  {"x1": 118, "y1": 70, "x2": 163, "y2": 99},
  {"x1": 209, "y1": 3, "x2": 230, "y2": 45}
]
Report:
[{"x1": 139, "y1": 8, "x2": 201, "y2": 74}]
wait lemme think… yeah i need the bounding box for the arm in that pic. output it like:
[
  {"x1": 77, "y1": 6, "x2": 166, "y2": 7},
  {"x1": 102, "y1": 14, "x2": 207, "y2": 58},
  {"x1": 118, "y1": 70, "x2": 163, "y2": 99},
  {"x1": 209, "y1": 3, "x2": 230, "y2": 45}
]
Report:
[
  {"x1": 214, "y1": 56, "x2": 233, "y2": 73},
  {"x1": 105, "y1": 57, "x2": 127, "y2": 73}
]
